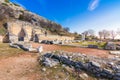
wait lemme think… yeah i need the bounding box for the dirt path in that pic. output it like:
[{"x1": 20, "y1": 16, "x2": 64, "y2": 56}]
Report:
[
  {"x1": 32, "y1": 43, "x2": 112, "y2": 58},
  {"x1": 0, "y1": 43, "x2": 114, "y2": 80},
  {"x1": 0, "y1": 53, "x2": 40, "y2": 80}
]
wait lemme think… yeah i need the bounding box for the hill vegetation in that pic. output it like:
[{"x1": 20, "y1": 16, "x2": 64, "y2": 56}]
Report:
[{"x1": 0, "y1": 0, "x2": 73, "y2": 37}]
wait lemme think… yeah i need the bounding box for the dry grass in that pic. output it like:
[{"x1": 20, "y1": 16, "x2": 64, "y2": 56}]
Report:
[
  {"x1": 0, "y1": 43, "x2": 25, "y2": 59},
  {"x1": 36, "y1": 63, "x2": 78, "y2": 80}
]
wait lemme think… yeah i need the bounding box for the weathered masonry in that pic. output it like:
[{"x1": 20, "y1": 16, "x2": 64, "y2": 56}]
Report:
[{"x1": 2, "y1": 20, "x2": 74, "y2": 43}]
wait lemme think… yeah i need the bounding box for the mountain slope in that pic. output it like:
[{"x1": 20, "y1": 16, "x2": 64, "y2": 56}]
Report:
[{"x1": 0, "y1": 0, "x2": 72, "y2": 36}]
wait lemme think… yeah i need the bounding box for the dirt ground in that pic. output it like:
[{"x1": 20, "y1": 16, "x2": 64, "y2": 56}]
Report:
[
  {"x1": 32, "y1": 43, "x2": 113, "y2": 58},
  {"x1": 0, "y1": 43, "x2": 114, "y2": 80},
  {"x1": 0, "y1": 53, "x2": 41, "y2": 80}
]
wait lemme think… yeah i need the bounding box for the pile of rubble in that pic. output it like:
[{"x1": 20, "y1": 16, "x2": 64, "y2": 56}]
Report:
[
  {"x1": 39, "y1": 52, "x2": 120, "y2": 80},
  {"x1": 105, "y1": 42, "x2": 120, "y2": 50},
  {"x1": 40, "y1": 40, "x2": 63, "y2": 45},
  {"x1": 9, "y1": 42, "x2": 43, "y2": 53}
]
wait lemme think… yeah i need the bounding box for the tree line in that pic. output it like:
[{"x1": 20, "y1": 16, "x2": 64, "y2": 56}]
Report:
[
  {"x1": 81, "y1": 29, "x2": 120, "y2": 40},
  {"x1": 71, "y1": 29, "x2": 120, "y2": 40}
]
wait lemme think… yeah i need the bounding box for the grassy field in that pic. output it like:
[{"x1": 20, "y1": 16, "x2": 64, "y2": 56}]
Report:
[
  {"x1": 0, "y1": 43, "x2": 25, "y2": 59},
  {"x1": 76, "y1": 41, "x2": 106, "y2": 48}
]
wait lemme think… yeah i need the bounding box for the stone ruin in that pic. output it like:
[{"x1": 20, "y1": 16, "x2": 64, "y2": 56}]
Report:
[
  {"x1": 2, "y1": 20, "x2": 44, "y2": 43},
  {"x1": 2, "y1": 20, "x2": 74, "y2": 44},
  {"x1": 39, "y1": 52, "x2": 120, "y2": 80},
  {"x1": 9, "y1": 42, "x2": 43, "y2": 53},
  {"x1": 105, "y1": 42, "x2": 116, "y2": 50}
]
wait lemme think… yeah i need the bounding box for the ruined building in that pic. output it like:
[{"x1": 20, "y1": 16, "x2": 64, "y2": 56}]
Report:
[
  {"x1": 3, "y1": 20, "x2": 44, "y2": 42},
  {"x1": 2, "y1": 20, "x2": 74, "y2": 43}
]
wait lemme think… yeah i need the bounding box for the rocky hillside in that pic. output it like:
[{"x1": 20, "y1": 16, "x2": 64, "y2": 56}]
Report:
[{"x1": 0, "y1": 0, "x2": 72, "y2": 36}]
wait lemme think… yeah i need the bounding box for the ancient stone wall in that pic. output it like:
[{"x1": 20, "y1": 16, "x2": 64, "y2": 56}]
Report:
[
  {"x1": 3, "y1": 20, "x2": 74, "y2": 43},
  {"x1": 5, "y1": 21, "x2": 33, "y2": 42},
  {"x1": 38, "y1": 35, "x2": 74, "y2": 41},
  {"x1": 40, "y1": 53, "x2": 120, "y2": 80}
]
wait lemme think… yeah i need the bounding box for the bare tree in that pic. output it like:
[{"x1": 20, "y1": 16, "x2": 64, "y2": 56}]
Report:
[
  {"x1": 82, "y1": 29, "x2": 95, "y2": 40},
  {"x1": 117, "y1": 28, "x2": 120, "y2": 35},
  {"x1": 82, "y1": 31, "x2": 88, "y2": 37},
  {"x1": 64, "y1": 27, "x2": 70, "y2": 32},
  {"x1": 82, "y1": 29, "x2": 95, "y2": 37},
  {"x1": 98, "y1": 31, "x2": 103, "y2": 40},
  {"x1": 87, "y1": 29, "x2": 95, "y2": 36},
  {"x1": 74, "y1": 32, "x2": 78, "y2": 36},
  {"x1": 102, "y1": 30, "x2": 110, "y2": 39},
  {"x1": 110, "y1": 30, "x2": 117, "y2": 40}
]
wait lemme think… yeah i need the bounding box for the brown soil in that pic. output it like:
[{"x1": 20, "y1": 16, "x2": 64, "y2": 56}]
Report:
[
  {"x1": 32, "y1": 43, "x2": 112, "y2": 58},
  {"x1": 0, "y1": 53, "x2": 40, "y2": 80},
  {"x1": 0, "y1": 43, "x2": 114, "y2": 80}
]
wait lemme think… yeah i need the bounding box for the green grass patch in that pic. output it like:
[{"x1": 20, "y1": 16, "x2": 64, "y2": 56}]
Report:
[
  {"x1": 0, "y1": 27, "x2": 6, "y2": 35},
  {"x1": 77, "y1": 41, "x2": 106, "y2": 48}
]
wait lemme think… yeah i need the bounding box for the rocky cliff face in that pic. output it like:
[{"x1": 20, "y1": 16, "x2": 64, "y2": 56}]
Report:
[{"x1": 0, "y1": 0, "x2": 70, "y2": 36}]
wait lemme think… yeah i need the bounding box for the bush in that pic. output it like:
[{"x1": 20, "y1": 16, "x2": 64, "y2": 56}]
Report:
[
  {"x1": 13, "y1": 3, "x2": 20, "y2": 6},
  {"x1": 2, "y1": 3, "x2": 8, "y2": 6},
  {"x1": 5, "y1": 0, "x2": 9, "y2": 3},
  {"x1": 0, "y1": 27, "x2": 6, "y2": 35},
  {"x1": 19, "y1": 15, "x2": 24, "y2": 20}
]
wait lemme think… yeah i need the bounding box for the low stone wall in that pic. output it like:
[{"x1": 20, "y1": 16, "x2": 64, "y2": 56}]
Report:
[
  {"x1": 39, "y1": 52, "x2": 120, "y2": 80},
  {"x1": 39, "y1": 35, "x2": 74, "y2": 41}
]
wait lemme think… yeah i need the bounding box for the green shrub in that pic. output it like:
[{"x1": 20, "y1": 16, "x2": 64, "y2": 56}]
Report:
[
  {"x1": 0, "y1": 27, "x2": 6, "y2": 35},
  {"x1": 19, "y1": 15, "x2": 24, "y2": 20},
  {"x1": 13, "y1": 3, "x2": 20, "y2": 6},
  {"x1": 2, "y1": 3, "x2": 8, "y2": 6},
  {"x1": 4, "y1": 0, "x2": 9, "y2": 3}
]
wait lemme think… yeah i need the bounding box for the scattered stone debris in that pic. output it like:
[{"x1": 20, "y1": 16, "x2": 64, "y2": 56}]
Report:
[
  {"x1": 116, "y1": 45, "x2": 120, "y2": 50},
  {"x1": 110, "y1": 51, "x2": 120, "y2": 55},
  {"x1": 40, "y1": 40, "x2": 63, "y2": 45},
  {"x1": 9, "y1": 43, "x2": 20, "y2": 49},
  {"x1": 105, "y1": 42, "x2": 116, "y2": 50},
  {"x1": 42, "y1": 57, "x2": 59, "y2": 67},
  {"x1": 9, "y1": 42, "x2": 38, "y2": 52},
  {"x1": 79, "y1": 73, "x2": 89, "y2": 80},
  {"x1": 37, "y1": 46, "x2": 43, "y2": 53},
  {"x1": 39, "y1": 52, "x2": 120, "y2": 80},
  {"x1": 104, "y1": 42, "x2": 120, "y2": 51},
  {"x1": 88, "y1": 45, "x2": 98, "y2": 49},
  {"x1": 41, "y1": 68, "x2": 46, "y2": 72}
]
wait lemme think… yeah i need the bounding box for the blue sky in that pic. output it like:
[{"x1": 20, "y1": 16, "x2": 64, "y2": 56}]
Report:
[{"x1": 10, "y1": 0, "x2": 120, "y2": 33}]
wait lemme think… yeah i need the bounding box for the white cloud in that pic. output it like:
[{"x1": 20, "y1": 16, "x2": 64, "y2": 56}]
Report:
[{"x1": 88, "y1": 0, "x2": 100, "y2": 11}]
